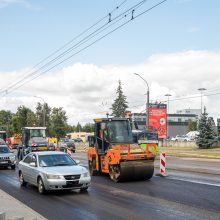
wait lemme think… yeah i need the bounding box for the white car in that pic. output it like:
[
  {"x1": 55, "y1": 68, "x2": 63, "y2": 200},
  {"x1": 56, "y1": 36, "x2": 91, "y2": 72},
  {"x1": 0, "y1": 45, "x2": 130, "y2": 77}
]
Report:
[
  {"x1": 171, "y1": 135, "x2": 191, "y2": 142},
  {"x1": 18, "y1": 151, "x2": 91, "y2": 194}
]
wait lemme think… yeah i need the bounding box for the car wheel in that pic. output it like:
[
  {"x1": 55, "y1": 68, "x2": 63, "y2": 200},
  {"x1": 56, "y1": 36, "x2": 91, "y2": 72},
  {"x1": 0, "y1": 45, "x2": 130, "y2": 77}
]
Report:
[
  {"x1": 11, "y1": 164, "x2": 16, "y2": 170},
  {"x1": 19, "y1": 172, "x2": 27, "y2": 187},
  {"x1": 80, "y1": 187, "x2": 88, "y2": 192},
  {"x1": 38, "y1": 177, "x2": 46, "y2": 194}
]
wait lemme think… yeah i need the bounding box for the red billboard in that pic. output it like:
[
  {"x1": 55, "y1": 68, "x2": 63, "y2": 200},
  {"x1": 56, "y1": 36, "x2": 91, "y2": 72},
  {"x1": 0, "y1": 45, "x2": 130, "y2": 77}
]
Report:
[{"x1": 149, "y1": 104, "x2": 167, "y2": 139}]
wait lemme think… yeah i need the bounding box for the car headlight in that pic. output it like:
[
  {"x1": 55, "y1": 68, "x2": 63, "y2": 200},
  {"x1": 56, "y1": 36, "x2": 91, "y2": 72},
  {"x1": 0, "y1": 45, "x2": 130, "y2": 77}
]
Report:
[
  {"x1": 10, "y1": 155, "x2": 16, "y2": 161},
  {"x1": 46, "y1": 174, "x2": 63, "y2": 179},
  {"x1": 81, "y1": 172, "x2": 90, "y2": 178}
]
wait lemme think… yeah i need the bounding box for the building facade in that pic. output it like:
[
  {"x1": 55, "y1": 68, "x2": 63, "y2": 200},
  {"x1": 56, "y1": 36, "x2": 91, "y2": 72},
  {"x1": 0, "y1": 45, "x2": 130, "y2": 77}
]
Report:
[{"x1": 132, "y1": 108, "x2": 200, "y2": 137}]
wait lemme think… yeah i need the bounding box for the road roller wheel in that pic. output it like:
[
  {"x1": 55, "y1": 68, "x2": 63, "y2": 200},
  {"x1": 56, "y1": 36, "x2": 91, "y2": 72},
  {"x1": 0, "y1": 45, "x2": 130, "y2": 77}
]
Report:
[
  {"x1": 89, "y1": 159, "x2": 99, "y2": 176},
  {"x1": 109, "y1": 165, "x2": 121, "y2": 182}
]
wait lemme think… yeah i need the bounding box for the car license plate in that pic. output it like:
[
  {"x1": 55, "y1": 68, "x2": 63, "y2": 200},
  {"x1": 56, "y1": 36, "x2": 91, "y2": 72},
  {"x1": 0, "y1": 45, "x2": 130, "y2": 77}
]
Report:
[{"x1": 0, "y1": 161, "x2": 8, "y2": 164}]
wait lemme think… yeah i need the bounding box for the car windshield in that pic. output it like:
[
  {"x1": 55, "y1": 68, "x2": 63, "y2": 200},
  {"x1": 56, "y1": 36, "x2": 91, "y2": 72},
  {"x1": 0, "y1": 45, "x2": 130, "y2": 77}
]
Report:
[
  {"x1": 106, "y1": 120, "x2": 133, "y2": 143},
  {"x1": 30, "y1": 129, "x2": 46, "y2": 138},
  {"x1": 38, "y1": 154, "x2": 76, "y2": 167},
  {"x1": 59, "y1": 138, "x2": 69, "y2": 142},
  {"x1": 0, "y1": 147, "x2": 10, "y2": 154},
  {"x1": 0, "y1": 138, "x2": 6, "y2": 145}
]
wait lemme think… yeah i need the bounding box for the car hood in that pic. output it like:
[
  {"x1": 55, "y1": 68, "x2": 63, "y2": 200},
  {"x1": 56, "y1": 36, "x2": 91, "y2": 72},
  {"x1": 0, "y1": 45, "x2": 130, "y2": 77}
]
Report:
[
  {"x1": 39, "y1": 165, "x2": 88, "y2": 175},
  {"x1": 0, "y1": 153, "x2": 14, "y2": 157}
]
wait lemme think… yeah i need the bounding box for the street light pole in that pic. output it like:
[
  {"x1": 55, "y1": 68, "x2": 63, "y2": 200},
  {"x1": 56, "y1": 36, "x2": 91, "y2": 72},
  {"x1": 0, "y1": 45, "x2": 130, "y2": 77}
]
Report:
[
  {"x1": 34, "y1": 96, "x2": 46, "y2": 127},
  {"x1": 134, "y1": 73, "x2": 150, "y2": 131},
  {"x1": 165, "y1": 94, "x2": 172, "y2": 138},
  {"x1": 197, "y1": 88, "x2": 206, "y2": 114}
]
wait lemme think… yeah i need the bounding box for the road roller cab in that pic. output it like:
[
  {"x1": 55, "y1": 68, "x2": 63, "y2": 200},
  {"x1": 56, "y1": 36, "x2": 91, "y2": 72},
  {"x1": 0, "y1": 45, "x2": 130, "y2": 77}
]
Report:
[
  {"x1": 17, "y1": 127, "x2": 53, "y2": 160},
  {"x1": 87, "y1": 118, "x2": 157, "y2": 182},
  {"x1": 0, "y1": 130, "x2": 7, "y2": 142}
]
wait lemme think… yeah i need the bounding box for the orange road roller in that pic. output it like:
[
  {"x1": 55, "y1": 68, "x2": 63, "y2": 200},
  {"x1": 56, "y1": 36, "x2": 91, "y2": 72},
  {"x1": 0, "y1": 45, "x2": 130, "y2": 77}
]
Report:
[{"x1": 87, "y1": 118, "x2": 158, "y2": 182}]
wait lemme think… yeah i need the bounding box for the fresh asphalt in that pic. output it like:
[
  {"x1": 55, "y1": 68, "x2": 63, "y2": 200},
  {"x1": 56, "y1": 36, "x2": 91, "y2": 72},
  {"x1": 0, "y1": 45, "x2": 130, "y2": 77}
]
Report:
[{"x1": 0, "y1": 153, "x2": 219, "y2": 220}]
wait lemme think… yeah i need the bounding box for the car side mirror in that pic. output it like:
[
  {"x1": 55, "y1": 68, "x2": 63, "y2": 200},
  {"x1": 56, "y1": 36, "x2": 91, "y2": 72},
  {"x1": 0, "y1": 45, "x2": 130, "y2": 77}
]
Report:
[
  {"x1": 75, "y1": 159, "x2": 80, "y2": 165},
  {"x1": 29, "y1": 162, "x2": 37, "y2": 167}
]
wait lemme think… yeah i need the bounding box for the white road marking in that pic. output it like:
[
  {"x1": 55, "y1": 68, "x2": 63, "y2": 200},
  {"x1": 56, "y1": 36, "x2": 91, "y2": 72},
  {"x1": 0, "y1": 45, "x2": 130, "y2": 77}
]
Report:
[{"x1": 155, "y1": 175, "x2": 220, "y2": 187}]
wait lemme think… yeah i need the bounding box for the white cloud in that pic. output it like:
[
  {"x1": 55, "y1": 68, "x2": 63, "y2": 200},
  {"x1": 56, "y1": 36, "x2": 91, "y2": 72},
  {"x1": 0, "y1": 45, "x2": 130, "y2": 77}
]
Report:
[
  {"x1": 1, "y1": 50, "x2": 220, "y2": 125},
  {"x1": 0, "y1": 0, "x2": 39, "y2": 10}
]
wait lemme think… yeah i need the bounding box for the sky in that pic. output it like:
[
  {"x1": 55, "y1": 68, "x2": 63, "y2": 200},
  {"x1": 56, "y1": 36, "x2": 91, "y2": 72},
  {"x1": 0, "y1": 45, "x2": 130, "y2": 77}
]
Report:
[{"x1": 0, "y1": 0, "x2": 220, "y2": 125}]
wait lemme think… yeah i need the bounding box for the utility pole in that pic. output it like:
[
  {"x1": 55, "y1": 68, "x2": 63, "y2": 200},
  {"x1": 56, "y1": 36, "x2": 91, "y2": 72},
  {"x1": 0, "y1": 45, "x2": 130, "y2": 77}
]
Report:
[
  {"x1": 197, "y1": 88, "x2": 206, "y2": 114},
  {"x1": 134, "y1": 73, "x2": 150, "y2": 130},
  {"x1": 34, "y1": 96, "x2": 46, "y2": 127},
  {"x1": 165, "y1": 94, "x2": 172, "y2": 138}
]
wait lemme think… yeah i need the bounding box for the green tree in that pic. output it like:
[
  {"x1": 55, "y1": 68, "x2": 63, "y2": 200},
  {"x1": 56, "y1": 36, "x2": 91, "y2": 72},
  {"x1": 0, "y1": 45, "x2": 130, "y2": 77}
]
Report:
[
  {"x1": 65, "y1": 124, "x2": 76, "y2": 133},
  {"x1": 76, "y1": 122, "x2": 82, "y2": 132},
  {"x1": 15, "y1": 106, "x2": 37, "y2": 130},
  {"x1": 82, "y1": 123, "x2": 94, "y2": 132},
  {"x1": 49, "y1": 107, "x2": 68, "y2": 138},
  {"x1": 196, "y1": 107, "x2": 216, "y2": 149},
  {"x1": 111, "y1": 80, "x2": 128, "y2": 117},
  {"x1": 0, "y1": 110, "x2": 14, "y2": 135},
  {"x1": 188, "y1": 119, "x2": 197, "y2": 132},
  {"x1": 11, "y1": 115, "x2": 19, "y2": 134},
  {"x1": 35, "y1": 102, "x2": 51, "y2": 127}
]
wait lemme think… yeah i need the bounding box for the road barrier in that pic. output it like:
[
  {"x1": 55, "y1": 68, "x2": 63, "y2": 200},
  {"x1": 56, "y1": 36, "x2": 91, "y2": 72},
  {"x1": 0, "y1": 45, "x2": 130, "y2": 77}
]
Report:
[
  {"x1": 83, "y1": 145, "x2": 87, "y2": 152},
  {"x1": 158, "y1": 152, "x2": 167, "y2": 177}
]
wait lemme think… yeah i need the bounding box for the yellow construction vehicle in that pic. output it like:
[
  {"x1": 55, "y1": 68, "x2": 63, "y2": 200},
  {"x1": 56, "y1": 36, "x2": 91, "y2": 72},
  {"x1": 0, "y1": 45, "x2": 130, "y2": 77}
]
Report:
[{"x1": 87, "y1": 118, "x2": 157, "y2": 182}]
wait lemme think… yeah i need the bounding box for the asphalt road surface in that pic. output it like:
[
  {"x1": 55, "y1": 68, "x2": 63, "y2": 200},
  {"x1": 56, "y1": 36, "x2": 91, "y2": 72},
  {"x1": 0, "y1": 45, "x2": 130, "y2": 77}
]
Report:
[{"x1": 0, "y1": 155, "x2": 220, "y2": 220}]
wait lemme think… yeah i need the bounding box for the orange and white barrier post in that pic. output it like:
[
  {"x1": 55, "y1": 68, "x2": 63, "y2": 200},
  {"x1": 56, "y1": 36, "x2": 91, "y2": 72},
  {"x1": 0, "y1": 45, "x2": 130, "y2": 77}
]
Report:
[
  {"x1": 83, "y1": 145, "x2": 87, "y2": 152},
  {"x1": 159, "y1": 152, "x2": 167, "y2": 177}
]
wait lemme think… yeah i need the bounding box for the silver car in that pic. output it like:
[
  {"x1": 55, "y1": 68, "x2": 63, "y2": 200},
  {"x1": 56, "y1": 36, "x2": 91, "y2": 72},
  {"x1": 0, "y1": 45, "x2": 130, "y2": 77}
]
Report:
[
  {"x1": 0, "y1": 139, "x2": 16, "y2": 170},
  {"x1": 18, "y1": 151, "x2": 91, "y2": 194}
]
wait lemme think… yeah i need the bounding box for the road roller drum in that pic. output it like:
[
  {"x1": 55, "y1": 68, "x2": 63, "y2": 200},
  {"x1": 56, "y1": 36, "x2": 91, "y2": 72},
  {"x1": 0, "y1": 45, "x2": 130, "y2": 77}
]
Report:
[{"x1": 109, "y1": 160, "x2": 154, "y2": 182}]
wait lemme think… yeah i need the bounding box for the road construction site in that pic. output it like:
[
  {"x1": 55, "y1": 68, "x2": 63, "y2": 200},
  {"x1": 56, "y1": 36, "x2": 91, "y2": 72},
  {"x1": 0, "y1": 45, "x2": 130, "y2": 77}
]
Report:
[{"x1": 0, "y1": 148, "x2": 219, "y2": 220}]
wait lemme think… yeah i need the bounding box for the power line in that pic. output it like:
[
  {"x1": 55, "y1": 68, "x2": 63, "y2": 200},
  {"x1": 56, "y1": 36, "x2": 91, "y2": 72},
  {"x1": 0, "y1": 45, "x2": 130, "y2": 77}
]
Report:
[
  {"x1": 0, "y1": 0, "x2": 129, "y2": 94},
  {"x1": 2, "y1": 0, "x2": 167, "y2": 96},
  {"x1": 3, "y1": 0, "x2": 147, "y2": 95}
]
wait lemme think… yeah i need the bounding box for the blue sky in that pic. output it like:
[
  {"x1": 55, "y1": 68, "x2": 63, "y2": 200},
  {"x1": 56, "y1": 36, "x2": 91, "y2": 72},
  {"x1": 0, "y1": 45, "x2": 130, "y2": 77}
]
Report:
[
  {"x1": 1, "y1": 0, "x2": 220, "y2": 71},
  {"x1": 1, "y1": 0, "x2": 220, "y2": 125}
]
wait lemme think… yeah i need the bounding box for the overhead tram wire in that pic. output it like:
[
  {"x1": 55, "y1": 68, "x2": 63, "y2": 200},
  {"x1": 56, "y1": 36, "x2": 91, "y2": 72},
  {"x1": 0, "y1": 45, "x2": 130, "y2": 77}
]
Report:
[
  {"x1": 2, "y1": 0, "x2": 150, "y2": 95},
  {"x1": 3, "y1": 0, "x2": 165, "y2": 96},
  {"x1": 5, "y1": 3, "x2": 142, "y2": 92},
  {"x1": 1, "y1": 0, "x2": 147, "y2": 95},
  {"x1": 0, "y1": 0, "x2": 129, "y2": 94},
  {"x1": 3, "y1": 0, "x2": 168, "y2": 96}
]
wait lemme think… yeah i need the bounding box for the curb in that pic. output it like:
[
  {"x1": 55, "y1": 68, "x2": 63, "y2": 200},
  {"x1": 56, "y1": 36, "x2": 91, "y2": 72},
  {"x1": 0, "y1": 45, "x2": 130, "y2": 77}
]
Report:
[{"x1": 0, "y1": 189, "x2": 46, "y2": 220}]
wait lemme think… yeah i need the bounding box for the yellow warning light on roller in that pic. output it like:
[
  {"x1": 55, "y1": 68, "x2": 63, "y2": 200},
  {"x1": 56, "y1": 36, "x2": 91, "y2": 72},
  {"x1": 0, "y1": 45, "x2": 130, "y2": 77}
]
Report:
[
  {"x1": 148, "y1": 145, "x2": 156, "y2": 154},
  {"x1": 94, "y1": 118, "x2": 103, "y2": 122}
]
